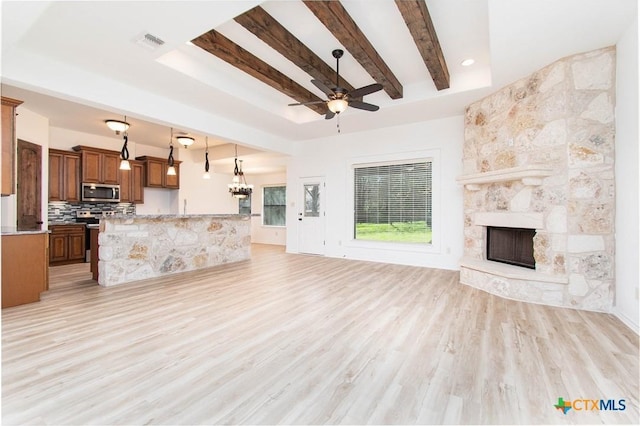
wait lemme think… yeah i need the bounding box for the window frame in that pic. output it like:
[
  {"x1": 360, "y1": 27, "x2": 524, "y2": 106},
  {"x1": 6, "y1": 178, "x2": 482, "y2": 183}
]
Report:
[
  {"x1": 262, "y1": 184, "x2": 287, "y2": 228},
  {"x1": 346, "y1": 150, "x2": 441, "y2": 254}
]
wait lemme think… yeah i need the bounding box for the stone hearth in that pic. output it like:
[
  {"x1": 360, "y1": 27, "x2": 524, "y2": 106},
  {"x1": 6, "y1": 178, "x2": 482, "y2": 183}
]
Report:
[{"x1": 460, "y1": 46, "x2": 616, "y2": 312}]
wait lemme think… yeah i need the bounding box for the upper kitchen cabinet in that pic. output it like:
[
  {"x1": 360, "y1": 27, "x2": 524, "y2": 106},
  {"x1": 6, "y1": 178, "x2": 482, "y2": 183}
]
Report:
[
  {"x1": 135, "y1": 156, "x2": 181, "y2": 189},
  {"x1": 119, "y1": 159, "x2": 144, "y2": 204},
  {"x1": 49, "y1": 149, "x2": 81, "y2": 202},
  {"x1": 1, "y1": 97, "x2": 23, "y2": 196},
  {"x1": 72, "y1": 145, "x2": 120, "y2": 184}
]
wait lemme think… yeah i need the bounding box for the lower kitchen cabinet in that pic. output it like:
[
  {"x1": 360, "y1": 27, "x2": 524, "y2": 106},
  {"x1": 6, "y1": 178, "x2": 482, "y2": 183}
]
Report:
[
  {"x1": 2, "y1": 232, "x2": 48, "y2": 308},
  {"x1": 49, "y1": 224, "x2": 85, "y2": 266}
]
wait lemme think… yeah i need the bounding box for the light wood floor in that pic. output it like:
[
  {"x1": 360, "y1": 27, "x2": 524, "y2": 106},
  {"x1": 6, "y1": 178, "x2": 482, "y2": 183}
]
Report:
[{"x1": 2, "y1": 244, "x2": 638, "y2": 425}]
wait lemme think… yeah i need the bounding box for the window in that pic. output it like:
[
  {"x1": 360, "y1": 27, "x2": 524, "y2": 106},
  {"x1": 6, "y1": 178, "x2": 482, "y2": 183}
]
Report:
[
  {"x1": 239, "y1": 195, "x2": 251, "y2": 215},
  {"x1": 263, "y1": 186, "x2": 286, "y2": 226},
  {"x1": 354, "y1": 160, "x2": 432, "y2": 244}
]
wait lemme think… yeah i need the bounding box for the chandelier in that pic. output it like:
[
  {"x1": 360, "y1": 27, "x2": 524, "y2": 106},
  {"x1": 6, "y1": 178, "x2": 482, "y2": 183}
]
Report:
[{"x1": 227, "y1": 145, "x2": 253, "y2": 198}]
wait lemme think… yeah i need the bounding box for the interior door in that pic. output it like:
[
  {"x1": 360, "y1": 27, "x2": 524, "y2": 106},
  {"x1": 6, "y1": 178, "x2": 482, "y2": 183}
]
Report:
[
  {"x1": 17, "y1": 139, "x2": 42, "y2": 231},
  {"x1": 298, "y1": 177, "x2": 325, "y2": 255}
]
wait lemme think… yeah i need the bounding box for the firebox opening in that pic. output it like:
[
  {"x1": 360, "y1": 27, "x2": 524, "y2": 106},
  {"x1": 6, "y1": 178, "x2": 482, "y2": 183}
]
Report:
[{"x1": 486, "y1": 226, "x2": 536, "y2": 269}]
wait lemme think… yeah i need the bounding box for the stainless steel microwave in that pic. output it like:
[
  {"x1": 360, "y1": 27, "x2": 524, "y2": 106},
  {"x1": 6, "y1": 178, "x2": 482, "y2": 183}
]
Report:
[{"x1": 81, "y1": 183, "x2": 120, "y2": 203}]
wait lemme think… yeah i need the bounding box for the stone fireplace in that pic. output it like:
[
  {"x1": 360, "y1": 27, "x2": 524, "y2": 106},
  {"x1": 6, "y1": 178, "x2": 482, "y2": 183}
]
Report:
[{"x1": 459, "y1": 46, "x2": 616, "y2": 312}]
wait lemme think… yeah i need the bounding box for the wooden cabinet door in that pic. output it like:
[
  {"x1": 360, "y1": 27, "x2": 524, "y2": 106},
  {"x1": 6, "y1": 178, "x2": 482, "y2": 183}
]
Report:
[
  {"x1": 132, "y1": 161, "x2": 145, "y2": 203},
  {"x1": 49, "y1": 234, "x2": 68, "y2": 263},
  {"x1": 165, "y1": 163, "x2": 180, "y2": 189},
  {"x1": 2, "y1": 233, "x2": 47, "y2": 308},
  {"x1": 146, "y1": 159, "x2": 165, "y2": 187},
  {"x1": 49, "y1": 150, "x2": 80, "y2": 202},
  {"x1": 64, "y1": 154, "x2": 81, "y2": 202},
  {"x1": 48, "y1": 151, "x2": 64, "y2": 201},
  {"x1": 82, "y1": 151, "x2": 101, "y2": 183},
  {"x1": 119, "y1": 166, "x2": 132, "y2": 203},
  {"x1": 1, "y1": 97, "x2": 22, "y2": 196},
  {"x1": 68, "y1": 233, "x2": 85, "y2": 261},
  {"x1": 102, "y1": 152, "x2": 120, "y2": 184}
]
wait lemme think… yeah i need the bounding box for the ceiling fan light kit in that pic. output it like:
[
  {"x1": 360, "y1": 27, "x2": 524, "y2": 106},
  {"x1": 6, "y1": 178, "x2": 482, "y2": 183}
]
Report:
[{"x1": 288, "y1": 48, "x2": 383, "y2": 128}]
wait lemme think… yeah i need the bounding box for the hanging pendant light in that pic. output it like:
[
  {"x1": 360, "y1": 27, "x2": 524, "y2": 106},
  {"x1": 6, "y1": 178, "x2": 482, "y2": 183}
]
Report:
[
  {"x1": 203, "y1": 136, "x2": 211, "y2": 179},
  {"x1": 167, "y1": 127, "x2": 176, "y2": 176},
  {"x1": 119, "y1": 115, "x2": 131, "y2": 170},
  {"x1": 227, "y1": 144, "x2": 253, "y2": 198}
]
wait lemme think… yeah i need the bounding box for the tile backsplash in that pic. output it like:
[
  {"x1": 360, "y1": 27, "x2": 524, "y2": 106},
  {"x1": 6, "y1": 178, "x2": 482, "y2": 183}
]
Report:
[{"x1": 48, "y1": 202, "x2": 136, "y2": 223}]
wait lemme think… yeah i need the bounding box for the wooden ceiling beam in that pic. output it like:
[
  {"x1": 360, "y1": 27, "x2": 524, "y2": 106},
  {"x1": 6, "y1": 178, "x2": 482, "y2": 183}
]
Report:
[
  {"x1": 192, "y1": 29, "x2": 327, "y2": 115},
  {"x1": 395, "y1": 0, "x2": 450, "y2": 90},
  {"x1": 303, "y1": 0, "x2": 403, "y2": 100},
  {"x1": 234, "y1": 6, "x2": 355, "y2": 93}
]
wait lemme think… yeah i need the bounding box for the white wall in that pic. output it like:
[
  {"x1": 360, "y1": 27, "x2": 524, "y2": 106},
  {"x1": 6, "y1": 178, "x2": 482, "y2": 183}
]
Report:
[
  {"x1": 176, "y1": 148, "x2": 242, "y2": 215},
  {"x1": 0, "y1": 106, "x2": 49, "y2": 228},
  {"x1": 287, "y1": 115, "x2": 464, "y2": 270},
  {"x1": 177, "y1": 148, "x2": 287, "y2": 245},
  {"x1": 248, "y1": 172, "x2": 287, "y2": 246},
  {"x1": 614, "y1": 12, "x2": 640, "y2": 333}
]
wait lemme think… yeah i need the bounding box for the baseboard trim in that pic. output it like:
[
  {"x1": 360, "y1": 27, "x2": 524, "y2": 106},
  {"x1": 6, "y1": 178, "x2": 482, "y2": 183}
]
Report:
[{"x1": 613, "y1": 308, "x2": 640, "y2": 335}]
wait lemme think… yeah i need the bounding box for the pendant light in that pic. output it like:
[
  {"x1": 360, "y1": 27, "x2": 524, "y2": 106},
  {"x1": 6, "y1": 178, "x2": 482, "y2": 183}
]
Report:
[
  {"x1": 119, "y1": 115, "x2": 131, "y2": 170},
  {"x1": 203, "y1": 136, "x2": 211, "y2": 179},
  {"x1": 227, "y1": 144, "x2": 253, "y2": 198},
  {"x1": 167, "y1": 127, "x2": 176, "y2": 176}
]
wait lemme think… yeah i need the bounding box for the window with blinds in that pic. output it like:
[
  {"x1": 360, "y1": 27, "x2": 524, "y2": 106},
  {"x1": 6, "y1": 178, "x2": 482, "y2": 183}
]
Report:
[
  {"x1": 354, "y1": 160, "x2": 432, "y2": 244},
  {"x1": 263, "y1": 185, "x2": 286, "y2": 226}
]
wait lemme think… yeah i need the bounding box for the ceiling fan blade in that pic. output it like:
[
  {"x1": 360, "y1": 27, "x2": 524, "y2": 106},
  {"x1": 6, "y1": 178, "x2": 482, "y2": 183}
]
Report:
[
  {"x1": 288, "y1": 101, "x2": 326, "y2": 106},
  {"x1": 348, "y1": 83, "x2": 383, "y2": 99},
  {"x1": 325, "y1": 110, "x2": 336, "y2": 120},
  {"x1": 311, "y1": 79, "x2": 335, "y2": 97},
  {"x1": 349, "y1": 100, "x2": 379, "y2": 112}
]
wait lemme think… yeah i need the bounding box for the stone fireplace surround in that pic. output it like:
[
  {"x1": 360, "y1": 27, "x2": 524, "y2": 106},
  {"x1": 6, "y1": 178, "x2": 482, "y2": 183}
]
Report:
[{"x1": 459, "y1": 46, "x2": 616, "y2": 312}]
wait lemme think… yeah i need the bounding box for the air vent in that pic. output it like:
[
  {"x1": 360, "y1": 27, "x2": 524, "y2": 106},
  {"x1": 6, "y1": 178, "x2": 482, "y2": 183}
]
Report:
[{"x1": 134, "y1": 32, "x2": 165, "y2": 51}]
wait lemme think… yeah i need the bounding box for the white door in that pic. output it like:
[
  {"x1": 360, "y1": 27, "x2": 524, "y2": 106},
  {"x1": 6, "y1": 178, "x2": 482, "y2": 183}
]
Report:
[{"x1": 298, "y1": 177, "x2": 325, "y2": 255}]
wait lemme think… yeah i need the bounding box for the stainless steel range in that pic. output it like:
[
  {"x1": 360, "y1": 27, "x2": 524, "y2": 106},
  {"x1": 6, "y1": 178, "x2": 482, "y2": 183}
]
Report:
[{"x1": 75, "y1": 211, "x2": 116, "y2": 262}]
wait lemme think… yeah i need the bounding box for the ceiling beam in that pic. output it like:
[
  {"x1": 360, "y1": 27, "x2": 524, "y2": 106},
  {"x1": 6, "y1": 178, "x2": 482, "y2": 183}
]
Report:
[
  {"x1": 192, "y1": 29, "x2": 327, "y2": 115},
  {"x1": 395, "y1": 0, "x2": 450, "y2": 90},
  {"x1": 303, "y1": 0, "x2": 403, "y2": 100},
  {"x1": 234, "y1": 6, "x2": 355, "y2": 93}
]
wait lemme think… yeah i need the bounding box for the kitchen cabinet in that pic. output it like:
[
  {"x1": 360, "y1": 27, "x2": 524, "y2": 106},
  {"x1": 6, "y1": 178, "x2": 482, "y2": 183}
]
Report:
[
  {"x1": 72, "y1": 145, "x2": 120, "y2": 185},
  {"x1": 1, "y1": 97, "x2": 23, "y2": 196},
  {"x1": 119, "y1": 159, "x2": 145, "y2": 204},
  {"x1": 49, "y1": 224, "x2": 85, "y2": 266},
  {"x1": 2, "y1": 232, "x2": 49, "y2": 308},
  {"x1": 136, "y1": 156, "x2": 181, "y2": 189},
  {"x1": 49, "y1": 149, "x2": 81, "y2": 202}
]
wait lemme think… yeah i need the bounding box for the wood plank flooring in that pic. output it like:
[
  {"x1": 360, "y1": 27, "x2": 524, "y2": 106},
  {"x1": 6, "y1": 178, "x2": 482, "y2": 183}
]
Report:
[{"x1": 2, "y1": 244, "x2": 638, "y2": 424}]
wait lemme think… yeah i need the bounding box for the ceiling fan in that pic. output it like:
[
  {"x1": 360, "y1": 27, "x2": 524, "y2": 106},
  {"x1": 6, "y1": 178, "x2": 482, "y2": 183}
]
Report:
[{"x1": 289, "y1": 49, "x2": 383, "y2": 120}]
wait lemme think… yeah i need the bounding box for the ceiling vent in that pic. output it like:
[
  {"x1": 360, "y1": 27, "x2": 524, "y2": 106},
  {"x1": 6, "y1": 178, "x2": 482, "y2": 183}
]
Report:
[{"x1": 135, "y1": 32, "x2": 165, "y2": 51}]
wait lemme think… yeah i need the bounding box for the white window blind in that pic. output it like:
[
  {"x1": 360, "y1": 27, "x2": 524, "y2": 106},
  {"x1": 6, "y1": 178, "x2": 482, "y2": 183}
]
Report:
[{"x1": 354, "y1": 160, "x2": 432, "y2": 243}]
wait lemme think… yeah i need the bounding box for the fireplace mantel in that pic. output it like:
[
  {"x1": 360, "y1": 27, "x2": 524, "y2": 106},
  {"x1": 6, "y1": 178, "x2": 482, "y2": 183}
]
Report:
[{"x1": 457, "y1": 165, "x2": 554, "y2": 191}]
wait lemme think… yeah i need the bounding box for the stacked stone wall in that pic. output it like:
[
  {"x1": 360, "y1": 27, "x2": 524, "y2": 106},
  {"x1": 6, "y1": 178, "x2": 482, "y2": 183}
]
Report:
[{"x1": 462, "y1": 46, "x2": 615, "y2": 311}]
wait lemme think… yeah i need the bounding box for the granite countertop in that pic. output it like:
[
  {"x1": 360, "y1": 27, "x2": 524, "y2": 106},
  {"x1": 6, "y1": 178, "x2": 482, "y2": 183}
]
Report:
[
  {"x1": 103, "y1": 214, "x2": 249, "y2": 221},
  {"x1": 1, "y1": 227, "x2": 50, "y2": 235}
]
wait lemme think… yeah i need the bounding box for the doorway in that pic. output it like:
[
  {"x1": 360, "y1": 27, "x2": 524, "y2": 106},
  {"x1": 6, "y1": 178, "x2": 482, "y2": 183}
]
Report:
[
  {"x1": 17, "y1": 139, "x2": 42, "y2": 231},
  {"x1": 298, "y1": 177, "x2": 325, "y2": 255}
]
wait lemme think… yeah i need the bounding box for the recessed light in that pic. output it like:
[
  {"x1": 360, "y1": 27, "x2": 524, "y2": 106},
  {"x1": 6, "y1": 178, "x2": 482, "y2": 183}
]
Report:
[{"x1": 461, "y1": 58, "x2": 475, "y2": 67}]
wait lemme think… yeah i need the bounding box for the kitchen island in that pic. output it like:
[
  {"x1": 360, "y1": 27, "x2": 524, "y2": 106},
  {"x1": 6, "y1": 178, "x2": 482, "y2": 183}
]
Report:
[
  {"x1": 97, "y1": 214, "x2": 251, "y2": 286},
  {"x1": 1, "y1": 228, "x2": 49, "y2": 308}
]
